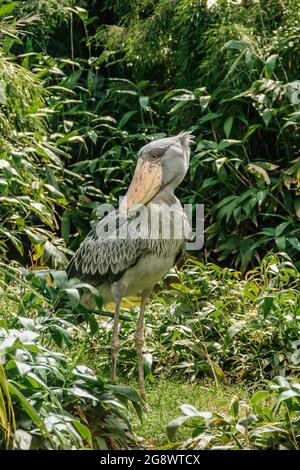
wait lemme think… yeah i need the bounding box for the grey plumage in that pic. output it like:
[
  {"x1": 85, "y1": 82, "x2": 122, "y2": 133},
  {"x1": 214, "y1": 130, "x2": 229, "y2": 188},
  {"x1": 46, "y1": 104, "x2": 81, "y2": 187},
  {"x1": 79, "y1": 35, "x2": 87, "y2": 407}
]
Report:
[
  {"x1": 67, "y1": 131, "x2": 194, "y2": 293},
  {"x1": 67, "y1": 211, "x2": 148, "y2": 286},
  {"x1": 67, "y1": 204, "x2": 189, "y2": 296},
  {"x1": 139, "y1": 131, "x2": 194, "y2": 158}
]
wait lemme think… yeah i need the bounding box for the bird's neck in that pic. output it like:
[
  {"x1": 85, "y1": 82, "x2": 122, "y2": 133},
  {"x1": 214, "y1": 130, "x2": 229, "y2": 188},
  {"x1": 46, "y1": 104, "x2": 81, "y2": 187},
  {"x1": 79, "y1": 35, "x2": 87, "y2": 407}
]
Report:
[{"x1": 150, "y1": 185, "x2": 180, "y2": 206}]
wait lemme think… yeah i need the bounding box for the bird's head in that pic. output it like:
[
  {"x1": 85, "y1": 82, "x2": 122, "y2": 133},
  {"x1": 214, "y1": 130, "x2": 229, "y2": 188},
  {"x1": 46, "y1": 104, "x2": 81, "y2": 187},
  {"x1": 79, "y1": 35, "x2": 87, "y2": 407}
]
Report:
[{"x1": 121, "y1": 131, "x2": 195, "y2": 210}]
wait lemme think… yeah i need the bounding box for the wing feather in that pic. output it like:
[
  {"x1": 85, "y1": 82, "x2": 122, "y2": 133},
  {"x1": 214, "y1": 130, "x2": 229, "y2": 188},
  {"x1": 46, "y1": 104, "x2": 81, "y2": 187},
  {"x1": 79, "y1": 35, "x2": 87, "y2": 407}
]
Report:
[{"x1": 66, "y1": 210, "x2": 148, "y2": 285}]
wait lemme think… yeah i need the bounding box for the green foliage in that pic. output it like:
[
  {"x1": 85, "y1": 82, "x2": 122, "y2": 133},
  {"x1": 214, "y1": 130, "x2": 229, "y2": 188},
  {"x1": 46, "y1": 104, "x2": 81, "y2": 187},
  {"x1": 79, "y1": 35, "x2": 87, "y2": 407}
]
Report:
[
  {"x1": 36, "y1": 0, "x2": 300, "y2": 269},
  {"x1": 0, "y1": 15, "x2": 70, "y2": 267},
  {"x1": 131, "y1": 378, "x2": 243, "y2": 447},
  {"x1": 158, "y1": 0, "x2": 300, "y2": 269},
  {"x1": 167, "y1": 376, "x2": 300, "y2": 449},
  {"x1": 0, "y1": 0, "x2": 300, "y2": 451},
  {"x1": 0, "y1": 265, "x2": 141, "y2": 449},
  {"x1": 79, "y1": 253, "x2": 300, "y2": 384},
  {"x1": 1, "y1": 0, "x2": 299, "y2": 269},
  {"x1": 94, "y1": 0, "x2": 215, "y2": 87}
]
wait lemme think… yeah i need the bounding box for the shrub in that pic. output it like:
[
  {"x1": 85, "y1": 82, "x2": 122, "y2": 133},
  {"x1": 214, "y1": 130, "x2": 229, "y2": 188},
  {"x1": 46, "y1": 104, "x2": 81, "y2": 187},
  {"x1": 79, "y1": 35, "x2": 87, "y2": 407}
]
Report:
[{"x1": 167, "y1": 376, "x2": 300, "y2": 450}]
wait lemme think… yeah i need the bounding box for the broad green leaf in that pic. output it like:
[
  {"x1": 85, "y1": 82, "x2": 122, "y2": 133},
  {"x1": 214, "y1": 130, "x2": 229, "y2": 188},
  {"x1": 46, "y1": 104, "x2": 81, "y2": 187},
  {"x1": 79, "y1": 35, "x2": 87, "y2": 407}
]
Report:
[
  {"x1": 224, "y1": 116, "x2": 234, "y2": 138},
  {"x1": 275, "y1": 236, "x2": 286, "y2": 251},
  {"x1": 8, "y1": 382, "x2": 46, "y2": 431},
  {"x1": 87, "y1": 313, "x2": 98, "y2": 336},
  {"x1": 199, "y1": 95, "x2": 210, "y2": 110},
  {"x1": 50, "y1": 325, "x2": 73, "y2": 348},
  {"x1": 245, "y1": 49, "x2": 253, "y2": 67},
  {"x1": 166, "y1": 415, "x2": 190, "y2": 441},
  {"x1": 249, "y1": 391, "x2": 270, "y2": 406},
  {"x1": 224, "y1": 321, "x2": 247, "y2": 348},
  {"x1": 143, "y1": 353, "x2": 153, "y2": 379},
  {"x1": 49, "y1": 270, "x2": 68, "y2": 289},
  {"x1": 64, "y1": 288, "x2": 80, "y2": 308},
  {"x1": 264, "y1": 54, "x2": 278, "y2": 79},
  {"x1": 224, "y1": 39, "x2": 249, "y2": 50},
  {"x1": 262, "y1": 296, "x2": 273, "y2": 317},
  {"x1": 70, "y1": 386, "x2": 98, "y2": 401},
  {"x1": 230, "y1": 397, "x2": 239, "y2": 418},
  {"x1": 248, "y1": 163, "x2": 270, "y2": 184},
  {"x1": 199, "y1": 111, "x2": 223, "y2": 124},
  {"x1": 0, "y1": 2, "x2": 16, "y2": 17},
  {"x1": 275, "y1": 390, "x2": 300, "y2": 409},
  {"x1": 119, "y1": 110, "x2": 137, "y2": 128},
  {"x1": 218, "y1": 139, "x2": 240, "y2": 150},
  {"x1": 251, "y1": 425, "x2": 288, "y2": 436},
  {"x1": 92, "y1": 290, "x2": 103, "y2": 311},
  {"x1": 61, "y1": 210, "x2": 71, "y2": 245},
  {"x1": 288, "y1": 237, "x2": 300, "y2": 251},
  {"x1": 262, "y1": 109, "x2": 273, "y2": 127},
  {"x1": 73, "y1": 420, "x2": 93, "y2": 448},
  {"x1": 95, "y1": 436, "x2": 108, "y2": 450},
  {"x1": 110, "y1": 385, "x2": 141, "y2": 404},
  {"x1": 15, "y1": 361, "x2": 31, "y2": 376},
  {"x1": 139, "y1": 96, "x2": 149, "y2": 108},
  {"x1": 180, "y1": 404, "x2": 211, "y2": 419},
  {"x1": 275, "y1": 221, "x2": 290, "y2": 237}
]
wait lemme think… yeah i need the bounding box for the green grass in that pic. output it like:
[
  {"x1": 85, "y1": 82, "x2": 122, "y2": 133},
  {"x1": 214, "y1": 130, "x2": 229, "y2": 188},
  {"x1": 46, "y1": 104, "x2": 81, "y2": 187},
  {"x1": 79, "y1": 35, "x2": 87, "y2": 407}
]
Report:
[
  {"x1": 71, "y1": 329, "x2": 248, "y2": 448},
  {"x1": 128, "y1": 377, "x2": 246, "y2": 448}
]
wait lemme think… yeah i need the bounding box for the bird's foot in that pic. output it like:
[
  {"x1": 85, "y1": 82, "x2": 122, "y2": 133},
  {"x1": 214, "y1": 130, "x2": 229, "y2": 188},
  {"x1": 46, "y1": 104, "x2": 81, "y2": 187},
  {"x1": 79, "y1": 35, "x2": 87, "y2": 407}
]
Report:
[{"x1": 141, "y1": 401, "x2": 151, "y2": 413}]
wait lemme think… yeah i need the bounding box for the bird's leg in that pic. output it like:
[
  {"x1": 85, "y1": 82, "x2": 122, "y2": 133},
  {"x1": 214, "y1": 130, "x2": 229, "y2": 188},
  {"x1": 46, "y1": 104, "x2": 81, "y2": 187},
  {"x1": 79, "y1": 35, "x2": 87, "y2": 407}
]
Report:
[
  {"x1": 111, "y1": 299, "x2": 121, "y2": 381},
  {"x1": 135, "y1": 289, "x2": 151, "y2": 407}
]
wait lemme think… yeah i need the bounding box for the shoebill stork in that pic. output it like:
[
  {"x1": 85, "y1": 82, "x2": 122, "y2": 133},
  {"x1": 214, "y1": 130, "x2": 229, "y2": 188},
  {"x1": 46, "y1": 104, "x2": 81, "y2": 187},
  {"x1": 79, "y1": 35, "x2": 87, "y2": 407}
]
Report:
[{"x1": 67, "y1": 131, "x2": 194, "y2": 404}]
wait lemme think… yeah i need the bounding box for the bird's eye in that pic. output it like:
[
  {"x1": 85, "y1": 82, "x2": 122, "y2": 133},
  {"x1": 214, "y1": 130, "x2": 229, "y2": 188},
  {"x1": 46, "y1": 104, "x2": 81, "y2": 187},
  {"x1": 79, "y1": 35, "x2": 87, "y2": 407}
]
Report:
[{"x1": 151, "y1": 154, "x2": 159, "y2": 160}]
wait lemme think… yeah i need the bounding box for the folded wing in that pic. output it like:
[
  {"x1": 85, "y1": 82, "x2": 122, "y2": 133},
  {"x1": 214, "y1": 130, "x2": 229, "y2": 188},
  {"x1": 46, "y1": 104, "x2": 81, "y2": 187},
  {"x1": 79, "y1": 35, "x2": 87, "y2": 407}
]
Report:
[{"x1": 66, "y1": 210, "x2": 148, "y2": 285}]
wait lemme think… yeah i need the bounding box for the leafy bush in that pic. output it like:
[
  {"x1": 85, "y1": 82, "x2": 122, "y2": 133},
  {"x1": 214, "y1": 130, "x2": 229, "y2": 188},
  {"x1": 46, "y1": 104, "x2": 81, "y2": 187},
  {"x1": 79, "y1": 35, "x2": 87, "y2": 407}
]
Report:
[
  {"x1": 0, "y1": 11, "x2": 71, "y2": 267},
  {"x1": 90, "y1": 0, "x2": 300, "y2": 269},
  {"x1": 88, "y1": 253, "x2": 300, "y2": 383},
  {"x1": 0, "y1": 0, "x2": 299, "y2": 451},
  {"x1": 167, "y1": 376, "x2": 300, "y2": 450},
  {"x1": 2, "y1": 0, "x2": 298, "y2": 270},
  {"x1": 0, "y1": 265, "x2": 141, "y2": 449},
  {"x1": 159, "y1": 1, "x2": 300, "y2": 269}
]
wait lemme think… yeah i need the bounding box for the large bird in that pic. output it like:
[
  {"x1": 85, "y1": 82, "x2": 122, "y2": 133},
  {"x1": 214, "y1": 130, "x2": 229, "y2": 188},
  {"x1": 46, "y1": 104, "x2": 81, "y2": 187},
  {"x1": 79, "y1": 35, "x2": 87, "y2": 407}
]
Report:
[{"x1": 67, "y1": 131, "x2": 194, "y2": 404}]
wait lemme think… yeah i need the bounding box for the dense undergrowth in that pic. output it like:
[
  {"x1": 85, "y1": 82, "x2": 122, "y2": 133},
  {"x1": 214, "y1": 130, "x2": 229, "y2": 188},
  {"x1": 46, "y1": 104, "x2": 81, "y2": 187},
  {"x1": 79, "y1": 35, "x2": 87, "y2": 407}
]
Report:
[
  {"x1": 167, "y1": 376, "x2": 300, "y2": 449},
  {"x1": 1, "y1": 252, "x2": 299, "y2": 449},
  {"x1": 0, "y1": 0, "x2": 299, "y2": 450}
]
